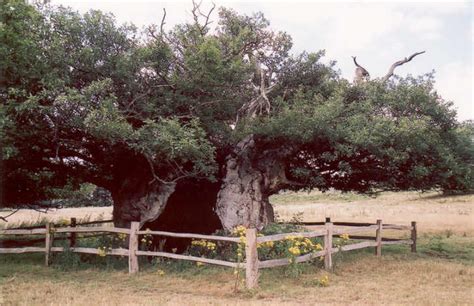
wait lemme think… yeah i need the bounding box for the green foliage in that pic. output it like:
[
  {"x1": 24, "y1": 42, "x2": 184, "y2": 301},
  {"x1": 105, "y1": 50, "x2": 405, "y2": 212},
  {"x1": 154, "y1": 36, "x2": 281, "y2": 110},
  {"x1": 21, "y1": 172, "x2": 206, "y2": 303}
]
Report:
[
  {"x1": 53, "y1": 245, "x2": 82, "y2": 271},
  {"x1": 49, "y1": 183, "x2": 113, "y2": 207},
  {"x1": 1, "y1": 0, "x2": 472, "y2": 207}
]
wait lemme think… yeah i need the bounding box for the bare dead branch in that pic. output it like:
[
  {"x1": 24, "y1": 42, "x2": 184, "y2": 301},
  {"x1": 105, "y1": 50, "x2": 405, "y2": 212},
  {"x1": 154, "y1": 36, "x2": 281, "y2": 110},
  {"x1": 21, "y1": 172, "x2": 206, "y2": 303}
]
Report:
[
  {"x1": 191, "y1": 0, "x2": 215, "y2": 35},
  {"x1": 0, "y1": 209, "x2": 20, "y2": 222},
  {"x1": 160, "y1": 8, "x2": 167, "y2": 34},
  {"x1": 381, "y1": 51, "x2": 426, "y2": 82},
  {"x1": 146, "y1": 155, "x2": 172, "y2": 185},
  {"x1": 200, "y1": 2, "x2": 216, "y2": 32},
  {"x1": 236, "y1": 55, "x2": 274, "y2": 123},
  {"x1": 25, "y1": 204, "x2": 50, "y2": 214}
]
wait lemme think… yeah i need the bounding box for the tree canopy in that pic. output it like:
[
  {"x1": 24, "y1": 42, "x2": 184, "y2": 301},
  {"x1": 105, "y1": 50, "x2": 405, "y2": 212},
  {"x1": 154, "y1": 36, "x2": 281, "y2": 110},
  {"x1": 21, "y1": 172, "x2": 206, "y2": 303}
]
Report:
[{"x1": 1, "y1": 1, "x2": 472, "y2": 229}]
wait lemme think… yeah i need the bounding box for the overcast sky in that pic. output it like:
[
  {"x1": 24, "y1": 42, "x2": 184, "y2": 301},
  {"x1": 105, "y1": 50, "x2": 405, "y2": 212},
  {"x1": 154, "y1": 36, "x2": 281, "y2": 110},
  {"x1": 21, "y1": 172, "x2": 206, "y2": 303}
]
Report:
[{"x1": 51, "y1": 0, "x2": 473, "y2": 122}]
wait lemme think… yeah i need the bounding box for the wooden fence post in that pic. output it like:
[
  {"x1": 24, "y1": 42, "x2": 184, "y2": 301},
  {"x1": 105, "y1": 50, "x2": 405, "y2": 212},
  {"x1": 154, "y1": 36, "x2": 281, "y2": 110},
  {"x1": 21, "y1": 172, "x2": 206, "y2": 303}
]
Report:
[
  {"x1": 128, "y1": 221, "x2": 139, "y2": 274},
  {"x1": 411, "y1": 221, "x2": 417, "y2": 253},
  {"x1": 324, "y1": 221, "x2": 333, "y2": 270},
  {"x1": 70, "y1": 217, "x2": 77, "y2": 248},
  {"x1": 45, "y1": 222, "x2": 54, "y2": 266},
  {"x1": 375, "y1": 219, "x2": 382, "y2": 257},
  {"x1": 245, "y1": 228, "x2": 259, "y2": 289}
]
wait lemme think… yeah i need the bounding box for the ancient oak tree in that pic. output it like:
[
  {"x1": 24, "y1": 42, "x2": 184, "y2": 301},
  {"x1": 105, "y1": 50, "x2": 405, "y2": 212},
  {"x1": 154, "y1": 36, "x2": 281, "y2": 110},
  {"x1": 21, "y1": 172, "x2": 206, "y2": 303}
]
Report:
[{"x1": 2, "y1": 1, "x2": 473, "y2": 235}]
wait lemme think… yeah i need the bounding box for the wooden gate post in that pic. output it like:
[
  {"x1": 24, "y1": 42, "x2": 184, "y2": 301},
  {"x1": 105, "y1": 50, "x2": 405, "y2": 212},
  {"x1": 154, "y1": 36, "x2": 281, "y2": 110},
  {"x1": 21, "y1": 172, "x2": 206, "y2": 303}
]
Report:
[
  {"x1": 245, "y1": 228, "x2": 259, "y2": 289},
  {"x1": 375, "y1": 219, "x2": 382, "y2": 257},
  {"x1": 411, "y1": 221, "x2": 417, "y2": 253},
  {"x1": 324, "y1": 221, "x2": 333, "y2": 270},
  {"x1": 128, "y1": 221, "x2": 139, "y2": 274},
  {"x1": 45, "y1": 222, "x2": 54, "y2": 266},
  {"x1": 69, "y1": 217, "x2": 77, "y2": 248}
]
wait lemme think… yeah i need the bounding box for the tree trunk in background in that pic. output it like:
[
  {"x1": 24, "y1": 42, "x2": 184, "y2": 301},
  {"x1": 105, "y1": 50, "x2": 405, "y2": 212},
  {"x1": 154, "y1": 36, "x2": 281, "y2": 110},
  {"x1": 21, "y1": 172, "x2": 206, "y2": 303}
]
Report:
[{"x1": 216, "y1": 136, "x2": 292, "y2": 230}]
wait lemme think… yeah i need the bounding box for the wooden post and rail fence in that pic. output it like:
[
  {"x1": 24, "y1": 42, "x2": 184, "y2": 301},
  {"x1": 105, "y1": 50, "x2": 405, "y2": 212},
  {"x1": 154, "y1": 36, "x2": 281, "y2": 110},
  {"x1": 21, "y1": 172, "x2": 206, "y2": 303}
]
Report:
[{"x1": 0, "y1": 218, "x2": 417, "y2": 289}]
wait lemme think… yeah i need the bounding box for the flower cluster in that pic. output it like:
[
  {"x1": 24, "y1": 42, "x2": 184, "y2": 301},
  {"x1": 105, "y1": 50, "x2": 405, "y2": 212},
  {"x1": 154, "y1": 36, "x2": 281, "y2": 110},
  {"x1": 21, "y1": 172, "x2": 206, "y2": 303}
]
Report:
[
  {"x1": 97, "y1": 245, "x2": 111, "y2": 257},
  {"x1": 232, "y1": 225, "x2": 247, "y2": 237},
  {"x1": 288, "y1": 246, "x2": 301, "y2": 256},
  {"x1": 141, "y1": 237, "x2": 153, "y2": 245},
  {"x1": 318, "y1": 275, "x2": 329, "y2": 287},
  {"x1": 191, "y1": 239, "x2": 217, "y2": 251},
  {"x1": 340, "y1": 233, "x2": 350, "y2": 241},
  {"x1": 57, "y1": 218, "x2": 70, "y2": 226},
  {"x1": 117, "y1": 233, "x2": 127, "y2": 241},
  {"x1": 257, "y1": 241, "x2": 274, "y2": 249},
  {"x1": 140, "y1": 232, "x2": 154, "y2": 248},
  {"x1": 231, "y1": 225, "x2": 248, "y2": 291},
  {"x1": 285, "y1": 235, "x2": 323, "y2": 254},
  {"x1": 335, "y1": 233, "x2": 350, "y2": 248}
]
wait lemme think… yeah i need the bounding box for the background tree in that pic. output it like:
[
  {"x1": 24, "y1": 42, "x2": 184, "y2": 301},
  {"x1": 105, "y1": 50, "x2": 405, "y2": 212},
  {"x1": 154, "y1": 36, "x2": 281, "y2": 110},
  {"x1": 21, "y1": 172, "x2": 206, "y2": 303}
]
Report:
[{"x1": 1, "y1": 1, "x2": 472, "y2": 233}]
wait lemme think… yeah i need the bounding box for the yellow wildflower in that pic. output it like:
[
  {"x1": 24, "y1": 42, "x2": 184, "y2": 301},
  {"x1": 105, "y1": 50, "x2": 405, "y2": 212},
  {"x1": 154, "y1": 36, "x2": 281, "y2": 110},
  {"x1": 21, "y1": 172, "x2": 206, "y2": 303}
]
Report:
[
  {"x1": 196, "y1": 261, "x2": 205, "y2": 267},
  {"x1": 58, "y1": 218, "x2": 70, "y2": 226},
  {"x1": 314, "y1": 243, "x2": 323, "y2": 251},
  {"x1": 288, "y1": 246, "x2": 301, "y2": 256},
  {"x1": 157, "y1": 269, "x2": 165, "y2": 276},
  {"x1": 97, "y1": 246, "x2": 107, "y2": 257},
  {"x1": 340, "y1": 233, "x2": 350, "y2": 241},
  {"x1": 206, "y1": 242, "x2": 216, "y2": 250},
  {"x1": 319, "y1": 275, "x2": 329, "y2": 287},
  {"x1": 232, "y1": 225, "x2": 247, "y2": 237}
]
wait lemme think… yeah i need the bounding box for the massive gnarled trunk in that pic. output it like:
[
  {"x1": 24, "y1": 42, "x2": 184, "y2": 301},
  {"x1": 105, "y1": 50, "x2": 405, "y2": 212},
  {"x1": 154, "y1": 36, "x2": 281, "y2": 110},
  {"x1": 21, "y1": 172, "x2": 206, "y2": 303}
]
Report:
[
  {"x1": 110, "y1": 137, "x2": 292, "y2": 233},
  {"x1": 111, "y1": 178, "x2": 176, "y2": 228},
  {"x1": 216, "y1": 136, "x2": 293, "y2": 230}
]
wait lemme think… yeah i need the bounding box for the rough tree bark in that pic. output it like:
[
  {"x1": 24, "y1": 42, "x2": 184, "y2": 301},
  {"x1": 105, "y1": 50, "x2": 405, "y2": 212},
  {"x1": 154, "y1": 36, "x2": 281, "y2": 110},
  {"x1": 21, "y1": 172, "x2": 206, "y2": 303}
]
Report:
[
  {"x1": 112, "y1": 179, "x2": 176, "y2": 228},
  {"x1": 216, "y1": 136, "x2": 295, "y2": 230}
]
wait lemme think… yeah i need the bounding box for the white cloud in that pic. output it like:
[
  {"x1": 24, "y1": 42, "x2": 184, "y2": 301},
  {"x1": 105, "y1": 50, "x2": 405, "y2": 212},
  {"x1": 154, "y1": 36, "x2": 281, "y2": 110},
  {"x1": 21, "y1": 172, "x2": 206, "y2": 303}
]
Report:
[
  {"x1": 406, "y1": 16, "x2": 442, "y2": 41},
  {"x1": 436, "y1": 62, "x2": 473, "y2": 122}
]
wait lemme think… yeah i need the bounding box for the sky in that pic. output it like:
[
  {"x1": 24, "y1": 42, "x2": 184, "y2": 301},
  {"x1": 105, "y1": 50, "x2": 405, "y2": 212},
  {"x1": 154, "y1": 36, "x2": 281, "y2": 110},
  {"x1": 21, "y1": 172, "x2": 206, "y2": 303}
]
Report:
[{"x1": 50, "y1": 0, "x2": 473, "y2": 122}]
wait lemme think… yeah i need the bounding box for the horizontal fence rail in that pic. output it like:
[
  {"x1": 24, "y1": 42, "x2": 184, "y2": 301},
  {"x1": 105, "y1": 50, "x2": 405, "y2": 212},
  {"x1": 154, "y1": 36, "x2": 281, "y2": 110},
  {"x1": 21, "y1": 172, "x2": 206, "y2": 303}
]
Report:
[
  {"x1": 135, "y1": 250, "x2": 240, "y2": 268},
  {"x1": 3, "y1": 219, "x2": 114, "y2": 231},
  {"x1": 136, "y1": 230, "x2": 240, "y2": 243},
  {"x1": 256, "y1": 230, "x2": 326, "y2": 243},
  {"x1": 0, "y1": 217, "x2": 417, "y2": 289},
  {"x1": 54, "y1": 226, "x2": 130, "y2": 234}
]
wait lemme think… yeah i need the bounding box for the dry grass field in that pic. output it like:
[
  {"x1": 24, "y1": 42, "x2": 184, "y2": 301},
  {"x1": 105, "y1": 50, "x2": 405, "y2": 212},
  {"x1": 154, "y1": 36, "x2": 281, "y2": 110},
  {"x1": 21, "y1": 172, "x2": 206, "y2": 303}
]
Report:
[
  {"x1": 1, "y1": 191, "x2": 473, "y2": 305},
  {"x1": 272, "y1": 191, "x2": 473, "y2": 234}
]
